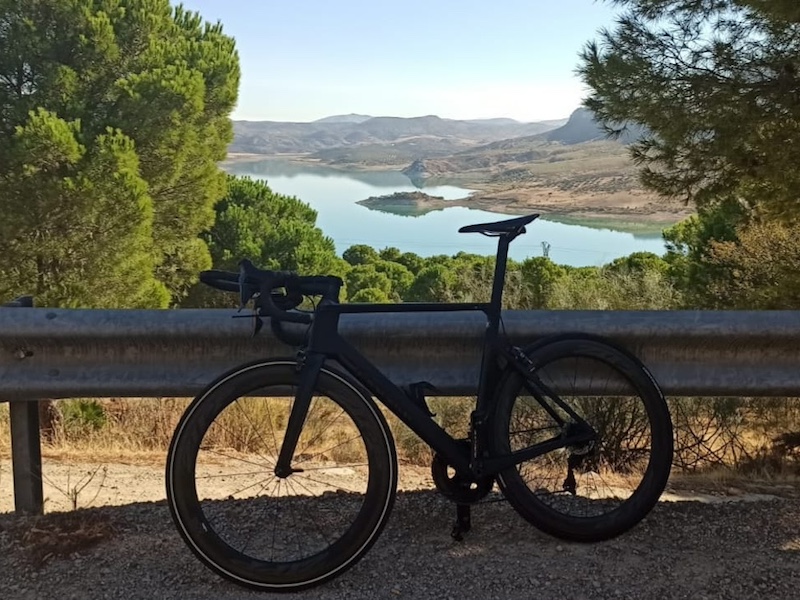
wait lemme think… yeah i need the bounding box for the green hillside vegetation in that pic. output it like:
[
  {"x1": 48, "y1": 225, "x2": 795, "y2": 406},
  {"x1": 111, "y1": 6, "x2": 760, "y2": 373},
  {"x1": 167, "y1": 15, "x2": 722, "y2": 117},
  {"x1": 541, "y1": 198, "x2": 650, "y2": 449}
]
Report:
[{"x1": 0, "y1": 0, "x2": 239, "y2": 307}]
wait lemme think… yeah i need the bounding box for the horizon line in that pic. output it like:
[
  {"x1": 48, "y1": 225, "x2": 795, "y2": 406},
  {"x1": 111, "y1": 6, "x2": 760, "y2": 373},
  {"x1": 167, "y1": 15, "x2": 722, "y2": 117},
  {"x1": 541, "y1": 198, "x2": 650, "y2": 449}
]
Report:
[{"x1": 231, "y1": 109, "x2": 582, "y2": 125}]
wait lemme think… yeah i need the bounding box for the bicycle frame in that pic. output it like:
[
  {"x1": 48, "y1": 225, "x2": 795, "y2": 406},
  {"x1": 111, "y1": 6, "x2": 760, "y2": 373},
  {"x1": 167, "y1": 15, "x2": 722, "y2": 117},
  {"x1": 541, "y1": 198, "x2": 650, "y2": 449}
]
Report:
[
  {"x1": 274, "y1": 234, "x2": 596, "y2": 480},
  {"x1": 169, "y1": 212, "x2": 672, "y2": 593}
]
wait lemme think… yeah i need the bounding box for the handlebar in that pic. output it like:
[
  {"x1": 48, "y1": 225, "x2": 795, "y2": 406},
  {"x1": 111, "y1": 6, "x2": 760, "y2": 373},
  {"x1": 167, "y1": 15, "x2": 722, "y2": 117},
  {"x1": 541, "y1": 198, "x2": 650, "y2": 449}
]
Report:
[{"x1": 199, "y1": 260, "x2": 342, "y2": 326}]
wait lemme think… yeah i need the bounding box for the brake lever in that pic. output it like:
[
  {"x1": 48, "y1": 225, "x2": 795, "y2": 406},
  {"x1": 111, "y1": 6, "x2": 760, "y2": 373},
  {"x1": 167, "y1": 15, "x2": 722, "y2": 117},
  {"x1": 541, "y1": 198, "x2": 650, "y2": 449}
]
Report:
[
  {"x1": 253, "y1": 315, "x2": 264, "y2": 336},
  {"x1": 237, "y1": 289, "x2": 258, "y2": 312},
  {"x1": 231, "y1": 308, "x2": 264, "y2": 337},
  {"x1": 237, "y1": 264, "x2": 257, "y2": 310}
]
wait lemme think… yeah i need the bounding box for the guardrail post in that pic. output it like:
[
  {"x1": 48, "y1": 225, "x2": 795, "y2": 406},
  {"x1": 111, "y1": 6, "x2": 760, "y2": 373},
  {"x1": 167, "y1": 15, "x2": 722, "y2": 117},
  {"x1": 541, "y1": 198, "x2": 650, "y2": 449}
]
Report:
[
  {"x1": 2, "y1": 295, "x2": 43, "y2": 514},
  {"x1": 9, "y1": 401, "x2": 43, "y2": 514}
]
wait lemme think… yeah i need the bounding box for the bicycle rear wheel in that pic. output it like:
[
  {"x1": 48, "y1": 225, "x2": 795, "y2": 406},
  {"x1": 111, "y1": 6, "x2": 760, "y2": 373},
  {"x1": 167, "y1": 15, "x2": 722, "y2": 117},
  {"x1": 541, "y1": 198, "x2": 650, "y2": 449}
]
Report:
[
  {"x1": 166, "y1": 360, "x2": 397, "y2": 591},
  {"x1": 491, "y1": 335, "x2": 673, "y2": 542}
]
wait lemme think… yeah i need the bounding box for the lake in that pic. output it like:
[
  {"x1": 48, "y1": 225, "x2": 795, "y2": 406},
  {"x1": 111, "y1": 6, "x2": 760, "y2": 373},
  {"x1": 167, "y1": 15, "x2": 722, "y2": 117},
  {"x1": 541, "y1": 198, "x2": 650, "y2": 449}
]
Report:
[{"x1": 224, "y1": 159, "x2": 670, "y2": 267}]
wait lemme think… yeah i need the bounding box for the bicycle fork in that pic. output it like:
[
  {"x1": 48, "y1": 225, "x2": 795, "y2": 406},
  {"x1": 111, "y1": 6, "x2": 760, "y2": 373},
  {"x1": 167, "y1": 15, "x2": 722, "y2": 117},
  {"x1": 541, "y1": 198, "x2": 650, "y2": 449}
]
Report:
[{"x1": 273, "y1": 352, "x2": 325, "y2": 478}]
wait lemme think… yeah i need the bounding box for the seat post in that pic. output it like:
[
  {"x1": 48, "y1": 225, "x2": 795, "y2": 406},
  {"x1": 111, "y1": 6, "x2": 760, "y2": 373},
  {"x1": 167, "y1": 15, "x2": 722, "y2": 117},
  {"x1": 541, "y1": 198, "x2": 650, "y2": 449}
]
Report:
[{"x1": 488, "y1": 235, "x2": 512, "y2": 324}]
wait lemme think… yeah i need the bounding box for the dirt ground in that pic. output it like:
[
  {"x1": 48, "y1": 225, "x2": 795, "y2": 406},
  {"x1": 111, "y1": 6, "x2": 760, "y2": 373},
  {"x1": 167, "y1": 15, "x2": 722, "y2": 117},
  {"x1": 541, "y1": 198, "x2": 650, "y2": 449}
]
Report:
[
  {"x1": 3, "y1": 458, "x2": 800, "y2": 600},
  {"x1": 0, "y1": 457, "x2": 791, "y2": 515},
  {"x1": 0, "y1": 457, "x2": 440, "y2": 514}
]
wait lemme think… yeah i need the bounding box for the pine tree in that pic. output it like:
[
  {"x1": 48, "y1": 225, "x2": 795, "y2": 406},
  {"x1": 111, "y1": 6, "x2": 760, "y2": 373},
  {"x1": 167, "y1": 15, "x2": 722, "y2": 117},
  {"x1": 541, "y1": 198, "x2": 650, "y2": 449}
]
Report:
[
  {"x1": 580, "y1": 0, "x2": 800, "y2": 219},
  {"x1": 0, "y1": 0, "x2": 239, "y2": 306}
]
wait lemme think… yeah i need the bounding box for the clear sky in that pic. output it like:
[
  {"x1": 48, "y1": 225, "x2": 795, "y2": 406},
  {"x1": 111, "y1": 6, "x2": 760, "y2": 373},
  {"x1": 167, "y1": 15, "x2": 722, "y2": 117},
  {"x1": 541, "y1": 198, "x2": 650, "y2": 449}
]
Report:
[{"x1": 175, "y1": 0, "x2": 622, "y2": 123}]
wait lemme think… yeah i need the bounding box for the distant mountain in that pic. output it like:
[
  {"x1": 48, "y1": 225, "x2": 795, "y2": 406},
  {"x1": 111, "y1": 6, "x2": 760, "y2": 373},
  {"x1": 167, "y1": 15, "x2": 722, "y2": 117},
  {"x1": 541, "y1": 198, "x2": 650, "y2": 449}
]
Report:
[
  {"x1": 463, "y1": 117, "x2": 524, "y2": 126},
  {"x1": 313, "y1": 113, "x2": 372, "y2": 124},
  {"x1": 545, "y1": 108, "x2": 647, "y2": 145},
  {"x1": 230, "y1": 114, "x2": 568, "y2": 157},
  {"x1": 399, "y1": 123, "x2": 640, "y2": 186},
  {"x1": 545, "y1": 108, "x2": 605, "y2": 144}
]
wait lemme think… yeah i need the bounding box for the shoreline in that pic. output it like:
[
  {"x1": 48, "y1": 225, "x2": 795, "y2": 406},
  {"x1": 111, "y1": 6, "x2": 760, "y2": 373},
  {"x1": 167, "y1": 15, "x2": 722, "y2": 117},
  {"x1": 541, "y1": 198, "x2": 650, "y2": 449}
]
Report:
[{"x1": 223, "y1": 152, "x2": 692, "y2": 227}]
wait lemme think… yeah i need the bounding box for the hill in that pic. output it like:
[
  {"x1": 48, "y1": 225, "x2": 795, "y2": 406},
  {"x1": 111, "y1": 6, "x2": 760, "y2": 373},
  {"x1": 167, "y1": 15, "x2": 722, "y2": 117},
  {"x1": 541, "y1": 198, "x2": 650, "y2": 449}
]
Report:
[
  {"x1": 544, "y1": 107, "x2": 648, "y2": 145},
  {"x1": 401, "y1": 136, "x2": 642, "y2": 191},
  {"x1": 545, "y1": 107, "x2": 606, "y2": 144},
  {"x1": 229, "y1": 114, "x2": 567, "y2": 157}
]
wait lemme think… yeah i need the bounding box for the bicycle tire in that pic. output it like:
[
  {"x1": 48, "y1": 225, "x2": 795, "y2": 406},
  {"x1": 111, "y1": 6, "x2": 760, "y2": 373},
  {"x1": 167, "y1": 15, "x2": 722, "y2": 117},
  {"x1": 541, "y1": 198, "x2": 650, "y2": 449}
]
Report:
[
  {"x1": 491, "y1": 335, "x2": 673, "y2": 542},
  {"x1": 166, "y1": 360, "x2": 397, "y2": 591}
]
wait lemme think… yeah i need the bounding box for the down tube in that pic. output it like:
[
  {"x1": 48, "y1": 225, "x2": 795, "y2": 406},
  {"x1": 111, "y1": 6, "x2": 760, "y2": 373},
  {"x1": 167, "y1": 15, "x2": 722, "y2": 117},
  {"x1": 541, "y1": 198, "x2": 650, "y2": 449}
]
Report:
[{"x1": 335, "y1": 338, "x2": 471, "y2": 475}]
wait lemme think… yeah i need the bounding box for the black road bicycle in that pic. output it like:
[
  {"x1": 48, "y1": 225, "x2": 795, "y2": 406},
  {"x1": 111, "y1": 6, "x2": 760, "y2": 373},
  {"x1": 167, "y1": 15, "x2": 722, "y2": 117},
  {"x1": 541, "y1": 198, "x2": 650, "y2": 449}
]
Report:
[{"x1": 166, "y1": 213, "x2": 674, "y2": 592}]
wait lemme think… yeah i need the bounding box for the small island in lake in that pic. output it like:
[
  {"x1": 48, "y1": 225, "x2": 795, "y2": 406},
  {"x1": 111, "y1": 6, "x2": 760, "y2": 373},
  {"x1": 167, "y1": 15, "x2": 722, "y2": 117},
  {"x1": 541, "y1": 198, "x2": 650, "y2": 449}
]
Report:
[{"x1": 356, "y1": 191, "x2": 458, "y2": 217}]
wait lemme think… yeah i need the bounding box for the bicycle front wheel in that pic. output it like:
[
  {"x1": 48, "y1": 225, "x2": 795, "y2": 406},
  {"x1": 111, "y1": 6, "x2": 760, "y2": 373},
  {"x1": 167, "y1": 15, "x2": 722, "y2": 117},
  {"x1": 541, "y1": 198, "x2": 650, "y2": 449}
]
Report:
[
  {"x1": 491, "y1": 335, "x2": 673, "y2": 542},
  {"x1": 167, "y1": 360, "x2": 397, "y2": 591}
]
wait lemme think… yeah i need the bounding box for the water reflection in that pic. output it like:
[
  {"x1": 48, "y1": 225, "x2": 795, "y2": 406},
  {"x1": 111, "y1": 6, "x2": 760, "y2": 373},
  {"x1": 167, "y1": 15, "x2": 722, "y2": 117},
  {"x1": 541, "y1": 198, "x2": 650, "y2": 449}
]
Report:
[{"x1": 224, "y1": 159, "x2": 668, "y2": 267}]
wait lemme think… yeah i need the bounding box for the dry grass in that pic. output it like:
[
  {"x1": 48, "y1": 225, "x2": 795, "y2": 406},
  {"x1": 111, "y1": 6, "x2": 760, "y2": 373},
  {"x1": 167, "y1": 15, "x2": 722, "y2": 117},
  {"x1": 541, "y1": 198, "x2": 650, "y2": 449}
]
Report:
[
  {"x1": 4, "y1": 396, "x2": 800, "y2": 476},
  {"x1": 0, "y1": 403, "x2": 9, "y2": 459},
  {"x1": 669, "y1": 397, "x2": 800, "y2": 476},
  {"x1": 199, "y1": 394, "x2": 370, "y2": 463},
  {"x1": 381, "y1": 396, "x2": 475, "y2": 465},
  {"x1": 15, "y1": 396, "x2": 479, "y2": 467},
  {"x1": 38, "y1": 398, "x2": 190, "y2": 463}
]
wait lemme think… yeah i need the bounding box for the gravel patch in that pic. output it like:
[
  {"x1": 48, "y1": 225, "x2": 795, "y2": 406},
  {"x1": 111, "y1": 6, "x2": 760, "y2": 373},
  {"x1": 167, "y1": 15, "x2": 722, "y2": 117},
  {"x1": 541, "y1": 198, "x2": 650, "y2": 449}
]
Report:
[{"x1": 2, "y1": 486, "x2": 800, "y2": 600}]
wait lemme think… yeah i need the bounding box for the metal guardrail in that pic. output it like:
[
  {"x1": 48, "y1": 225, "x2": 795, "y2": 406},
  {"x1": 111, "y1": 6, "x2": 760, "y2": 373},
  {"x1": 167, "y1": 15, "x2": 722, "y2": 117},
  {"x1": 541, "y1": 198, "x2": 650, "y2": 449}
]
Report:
[
  {"x1": 2, "y1": 305, "x2": 800, "y2": 514},
  {"x1": 3, "y1": 308, "x2": 800, "y2": 398}
]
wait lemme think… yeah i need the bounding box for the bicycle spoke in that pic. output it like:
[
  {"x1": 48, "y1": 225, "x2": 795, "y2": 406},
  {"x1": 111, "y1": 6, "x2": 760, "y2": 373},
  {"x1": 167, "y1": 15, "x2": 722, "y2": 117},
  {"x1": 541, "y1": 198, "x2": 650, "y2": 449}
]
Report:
[
  {"x1": 286, "y1": 477, "x2": 339, "y2": 547},
  {"x1": 496, "y1": 340, "x2": 668, "y2": 540},
  {"x1": 294, "y1": 432, "x2": 366, "y2": 466},
  {"x1": 240, "y1": 477, "x2": 282, "y2": 554},
  {"x1": 269, "y1": 479, "x2": 281, "y2": 561},
  {"x1": 202, "y1": 471, "x2": 275, "y2": 499},
  {"x1": 196, "y1": 469, "x2": 270, "y2": 480},
  {"x1": 203, "y1": 416, "x2": 276, "y2": 467},
  {"x1": 289, "y1": 473, "x2": 368, "y2": 495},
  {"x1": 296, "y1": 404, "x2": 348, "y2": 458},
  {"x1": 261, "y1": 391, "x2": 288, "y2": 459},
  {"x1": 198, "y1": 445, "x2": 274, "y2": 470},
  {"x1": 298, "y1": 462, "x2": 369, "y2": 472},
  {"x1": 234, "y1": 397, "x2": 275, "y2": 456}
]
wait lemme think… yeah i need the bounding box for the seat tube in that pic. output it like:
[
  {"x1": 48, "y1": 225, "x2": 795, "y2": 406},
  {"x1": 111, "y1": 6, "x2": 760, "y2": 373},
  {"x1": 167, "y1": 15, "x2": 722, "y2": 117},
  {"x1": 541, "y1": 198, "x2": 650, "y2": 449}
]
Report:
[
  {"x1": 274, "y1": 352, "x2": 324, "y2": 477},
  {"x1": 476, "y1": 235, "x2": 511, "y2": 413}
]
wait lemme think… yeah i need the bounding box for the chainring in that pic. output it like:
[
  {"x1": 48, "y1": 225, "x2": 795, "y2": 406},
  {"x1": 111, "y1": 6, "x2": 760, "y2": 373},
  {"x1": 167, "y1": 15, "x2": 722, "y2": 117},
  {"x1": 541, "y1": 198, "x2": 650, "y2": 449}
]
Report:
[{"x1": 431, "y1": 441, "x2": 494, "y2": 504}]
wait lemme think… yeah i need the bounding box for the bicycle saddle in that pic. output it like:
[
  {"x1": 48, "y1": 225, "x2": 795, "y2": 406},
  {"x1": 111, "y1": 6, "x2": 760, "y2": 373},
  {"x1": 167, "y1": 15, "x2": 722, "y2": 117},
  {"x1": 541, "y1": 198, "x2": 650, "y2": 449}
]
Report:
[{"x1": 458, "y1": 213, "x2": 539, "y2": 236}]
